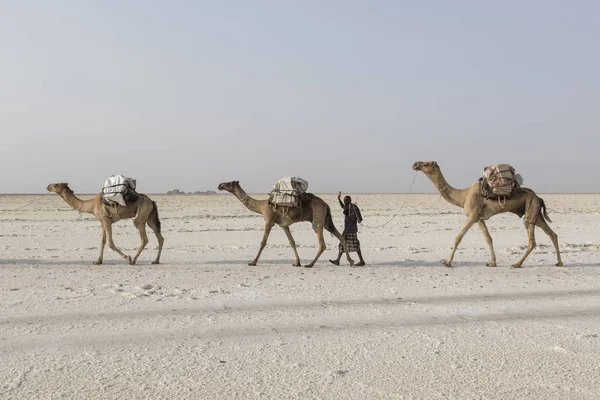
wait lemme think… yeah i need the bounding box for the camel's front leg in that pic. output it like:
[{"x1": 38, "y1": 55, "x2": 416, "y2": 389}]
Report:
[
  {"x1": 512, "y1": 223, "x2": 536, "y2": 268},
  {"x1": 304, "y1": 225, "x2": 327, "y2": 268},
  {"x1": 444, "y1": 217, "x2": 478, "y2": 267},
  {"x1": 131, "y1": 222, "x2": 149, "y2": 265},
  {"x1": 249, "y1": 221, "x2": 274, "y2": 266},
  {"x1": 94, "y1": 227, "x2": 107, "y2": 265},
  {"x1": 477, "y1": 220, "x2": 497, "y2": 267},
  {"x1": 282, "y1": 226, "x2": 301, "y2": 267},
  {"x1": 102, "y1": 219, "x2": 132, "y2": 265}
]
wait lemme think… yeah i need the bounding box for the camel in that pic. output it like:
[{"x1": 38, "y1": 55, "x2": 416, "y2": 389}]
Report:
[
  {"x1": 412, "y1": 161, "x2": 563, "y2": 268},
  {"x1": 217, "y1": 181, "x2": 353, "y2": 267},
  {"x1": 47, "y1": 183, "x2": 164, "y2": 265}
]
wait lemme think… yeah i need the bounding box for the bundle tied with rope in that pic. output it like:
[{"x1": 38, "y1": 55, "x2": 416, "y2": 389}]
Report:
[
  {"x1": 479, "y1": 164, "x2": 524, "y2": 209},
  {"x1": 268, "y1": 177, "x2": 309, "y2": 209}
]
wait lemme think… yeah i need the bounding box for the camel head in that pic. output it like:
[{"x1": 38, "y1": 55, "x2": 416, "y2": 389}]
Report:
[
  {"x1": 46, "y1": 182, "x2": 72, "y2": 194},
  {"x1": 412, "y1": 161, "x2": 440, "y2": 175},
  {"x1": 217, "y1": 181, "x2": 240, "y2": 193}
]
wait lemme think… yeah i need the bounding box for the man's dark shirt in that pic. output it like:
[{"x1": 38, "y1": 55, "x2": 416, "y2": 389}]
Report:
[{"x1": 338, "y1": 199, "x2": 358, "y2": 234}]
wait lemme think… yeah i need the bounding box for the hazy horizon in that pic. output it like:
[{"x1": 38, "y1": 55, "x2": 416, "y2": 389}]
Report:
[
  {"x1": 3, "y1": 190, "x2": 600, "y2": 196},
  {"x1": 2, "y1": 2, "x2": 599, "y2": 194}
]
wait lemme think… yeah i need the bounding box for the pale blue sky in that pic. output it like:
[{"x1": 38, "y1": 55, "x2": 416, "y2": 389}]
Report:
[{"x1": 1, "y1": 1, "x2": 599, "y2": 193}]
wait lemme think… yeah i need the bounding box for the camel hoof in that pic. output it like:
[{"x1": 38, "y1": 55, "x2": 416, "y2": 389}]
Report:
[
  {"x1": 511, "y1": 263, "x2": 523, "y2": 268},
  {"x1": 304, "y1": 264, "x2": 314, "y2": 268},
  {"x1": 486, "y1": 262, "x2": 497, "y2": 267},
  {"x1": 292, "y1": 263, "x2": 301, "y2": 267},
  {"x1": 349, "y1": 259, "x2": 355, "y2": 267},
  {"x1": 556, "y1": 262, "x2": 564, "y2": 267},
  {"x1": 355, "y1": 261, "x2": 365, "y2": 266},
  {"x1": 329, "y1": 260, "x2": 340, "y2": 266},
  {"x1": 248, "y1": 262, "x2": 257, "y2": 266},
  {"x1": 152, "y1": 260, "x2": 160, "y2": 265},
  {"x1": 93, "y1": 260, "x2": 102, "y2": 265},
  {"x1": 442, "y1": 260, "x2": 452, "y2": 268}
]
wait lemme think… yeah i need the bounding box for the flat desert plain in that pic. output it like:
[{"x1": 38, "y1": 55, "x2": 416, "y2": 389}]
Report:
[{"x1": 2, "y1": 193, "x2": 600, "y2": 399}]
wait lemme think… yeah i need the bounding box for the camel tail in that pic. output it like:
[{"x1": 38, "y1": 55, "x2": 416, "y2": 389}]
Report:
[
  {"x1": 540, "y1": 198, "x2": 552, "y2": 223},
  {"x1": 150, "y1": 201, "x2": 162, "y2": 232},
  {"x1": 324, "y1": 205, "x2": 337, "y2": 234}
]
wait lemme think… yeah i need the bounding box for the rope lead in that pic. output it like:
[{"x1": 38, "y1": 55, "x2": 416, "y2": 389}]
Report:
[{"x1": 360, "y1": 171, "x2": 419, "y2": 229}]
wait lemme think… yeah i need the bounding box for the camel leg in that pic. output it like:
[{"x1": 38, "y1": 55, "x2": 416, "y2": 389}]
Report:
[
  {"x1": 131, "y1": 222, "x2": 149, "y2": 265},
  {"x1": 329, "y1": 229, "x2": 354, "y2": 267},
  {"x1": 330, "y1": 248, "x2": 343, "y2": 265},
  {"x1": 249, "y1": 221, "x2": 274, "y2": 266},
  {"x1": 94, "y1": 227, "x2": 107, "y2": 265},
  {"x1": 444, "y1": 217, "x2": 478, "y2": 267},
  {"x1": 305, "y1": 224, "x2": 327, "y2": 268},
  {"x1": 512, "y1": 223, "x2": 536, "y2": 268},
  {"x1": 536, "y1": 218, "x2": 563, "y2": 267},
  {"x1": 102, "y1": 220, "x2": 132, "y2": 265},
  {"x1": 477, "y1": 220, "x2": 497, "y2": 267},
  {"x1": 147, "y1": 218, "x2": 164, "y2": 265},
  {"x1": 282, "y1": 226, "x2": 301, "y2": 267}
]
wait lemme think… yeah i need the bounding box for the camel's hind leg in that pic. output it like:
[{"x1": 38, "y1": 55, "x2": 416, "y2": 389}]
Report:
[
  {"x1": 536, "y1": 218, "x2": 563, "y2": 266},
  {"x1": 249, "y1": 220, "x2": 274, "y2": 266},
  {"x1": 477, "y1": 220, "x2": 497, "y2": 267},
  {"x1": 512, "y1": 223, "x2": 536, "y2": 268},
  {"x1": 94, "y1": 227, "x2": 107, "y2": 265},
  {"x1": 131, "y1": 222, "x2": 149, "y2": 265},
  {"x1": 444, "y1": 217, "x2": 478, "y2": 267},
  {"x1": 147, "y1": 217, "x2": 164, "y2": 265},
  {"x1": 102, "y1": 219, "x2": 132, "y2": 265},
  {"x1": 330, "y1": 229, "x2": 354, "y2": 267},
  {"x1": 305, "y1": 224, "x2": 327, "y2": 268},
  {"x1": 282, "y1": 226, "x2": 301, "y2": 267}
]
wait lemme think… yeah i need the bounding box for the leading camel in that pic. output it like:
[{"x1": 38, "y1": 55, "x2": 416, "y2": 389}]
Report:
[
  {"x1": 412, "y1": 161, "x2": 562, "y2": 268},
  {"x1": 217, "y1": 181, "x2": 353, "y2": 267},
  {"x1": 47, "y1": 183, "x2": 164, "y2": 265}
]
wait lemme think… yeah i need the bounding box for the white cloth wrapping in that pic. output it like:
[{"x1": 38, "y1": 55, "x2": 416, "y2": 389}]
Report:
[
  {"x1": 270, "y1": 177, "x2": 309, "y2": 207},
  {"x1": 514, "y1": 173, "x2": 524, "y2": 186},
  {"x1": 271, "y1": 176, "x2": 308, "y2": 194},
  {"x1": 102, "y1": 175, "x2": 136, "y2": 206}
]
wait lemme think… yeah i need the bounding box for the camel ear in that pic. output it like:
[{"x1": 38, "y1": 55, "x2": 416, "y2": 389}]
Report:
[
  {"x1": 432, "y1": 161, "x2": 438, "y2": 167},
  {"x1": 234, "y1": 181, "x2": 239, "y2": 185}
]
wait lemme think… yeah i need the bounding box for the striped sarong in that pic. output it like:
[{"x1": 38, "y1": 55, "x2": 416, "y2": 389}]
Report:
[{"x1": 339, "y1": 232, "x2": 360, "y2": 253}]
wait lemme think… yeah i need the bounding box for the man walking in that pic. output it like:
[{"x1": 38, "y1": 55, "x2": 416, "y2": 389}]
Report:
[{"x1": 330, "y1": 191, "x2": 366, "y2": 266}]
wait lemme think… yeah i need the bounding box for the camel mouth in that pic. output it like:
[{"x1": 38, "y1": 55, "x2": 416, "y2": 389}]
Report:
[
  {"x1": 412, "y1": 162, "x2": 423, "y2": 171},
  {"x1": 217, "y1": 183, "x2": 225, "y2": 191}
]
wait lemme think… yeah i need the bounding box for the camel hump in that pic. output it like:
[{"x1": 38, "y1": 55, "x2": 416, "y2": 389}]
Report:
[
  {"x1": 298, "y1": 192, "x2": 317, "y2": 202},
  {"x1": 124, "y1": 190, "x2": 139, "y2": 203}
]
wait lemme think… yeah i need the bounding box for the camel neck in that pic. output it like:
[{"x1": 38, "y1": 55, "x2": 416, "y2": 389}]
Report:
[
  {"x1": 59, "y1": 190, "x2": 95, "y2": 214},
  {"x1": 233, "y1": 187, "x2": 263, "y2": 214},
  {"x1": 428, "y1": 171, "x2": 466, "y2": 208}
]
